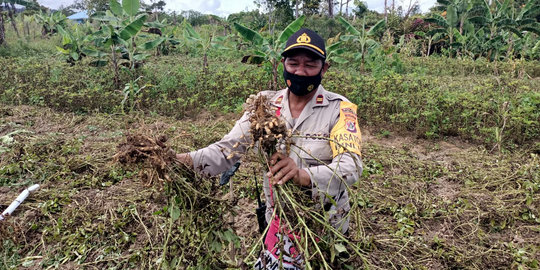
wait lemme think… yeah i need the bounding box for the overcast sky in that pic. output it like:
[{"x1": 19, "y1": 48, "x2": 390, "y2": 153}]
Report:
[{"x1": 37, "y1": 0, "x2": 438, "y2": 17}]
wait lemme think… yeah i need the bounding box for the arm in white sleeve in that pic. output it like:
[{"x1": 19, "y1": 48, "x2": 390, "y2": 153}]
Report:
[{"x1": 189, "y1": 111, "x2": 252, "y2": 177}]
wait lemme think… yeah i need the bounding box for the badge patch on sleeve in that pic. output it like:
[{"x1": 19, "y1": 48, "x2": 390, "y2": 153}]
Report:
[{"x1": 330, "y1": 101, "x2": 362, "y2": 157}]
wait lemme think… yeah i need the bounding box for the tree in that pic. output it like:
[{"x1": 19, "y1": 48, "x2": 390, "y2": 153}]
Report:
[
  {"x1": 273, "y1": 0, "x2": 294, "y2": 30},
  {"x1": 146, "y1": 0, "x2": 165, "y2": 20},
  {"x1": 0, "y1": 0, "x2": 39, "y2": 45},
  {"x1": 66, "y1": 0, "x2": 86, "y2": 12},
  {"x1": 5, "y1": 1, "x2": 19, "y2": 38},
  {"x1": 58, "y1": 4, "x2": 76, "y2": 16},
  {"x1": 2, "y1": 0, "x2": 38, "y2": 39},
  {"x1": 254, "y1": 0, "x2": 294, "y2": 34},
  {"x1": 302, "y1": 0, "x2": 321, "y2": 15},
  {"x1": 227, "y1": 10, "x2": 266, "y2": 30},
  {"x1": 353, "y1": 0, "x2": 368, "y2": 18},
  {"x1": 320, "y1": 0, "x2": 338, "y2": 17},
  {"x1": 384, "y1": 0, "x2": 388, "y2": 22},
  {"x1": 399, "y1": 0, "x2": 420, "y2": 19},
  {"x1": 282, "y1": 0, "x2": 320, "y2": 17},
  {"x1": 182, "y1": 10, "x2": 211, "y2": 26},
  {"x1": 0, "y1": 5, "x2": 5, "y2": 46},
  {"x1": 327, "y1": 0, "x2": 335, "y2": 17},
  {"x1": 83, "y1": 0, "x2": 109, "y2": 12}
]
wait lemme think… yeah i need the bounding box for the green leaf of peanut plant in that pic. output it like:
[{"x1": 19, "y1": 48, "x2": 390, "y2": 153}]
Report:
[{"x1": 169, "y1": 204, "x2": 180, "y2": 221}]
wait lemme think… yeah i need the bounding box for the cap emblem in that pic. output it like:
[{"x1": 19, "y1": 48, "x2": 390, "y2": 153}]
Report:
[{"x1": 296, "y1": 33, "x2": 311, "y2": 44}]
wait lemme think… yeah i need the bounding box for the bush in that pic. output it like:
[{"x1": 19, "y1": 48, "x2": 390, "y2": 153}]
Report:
[
  {"x1": 0, "y1": 55, "x2": 538, "y2": 148},
  {"x1": 323, "y1": 66, "x2": 539, "y2": 147}
]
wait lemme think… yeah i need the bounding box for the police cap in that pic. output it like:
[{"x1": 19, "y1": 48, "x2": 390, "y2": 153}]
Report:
[{"x1": 281, "y1": 28, "x2": 326, "y2": 60}]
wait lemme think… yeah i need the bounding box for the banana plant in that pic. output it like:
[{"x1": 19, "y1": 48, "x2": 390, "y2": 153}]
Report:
[
  {"x1": 432, "y1": 0, "x2": 478, "y2": 36},
  {"x1": 325, "y1": 33, "x2": 348, "y2": 65},
  {"x1": 515, "y1": 32, "x2": 540, "y2": 60},
  {"x1": 467, "y1": 0, "x2": 539, "y2": 60},
  {"x1": 34, "y1": 11, "x2": 68, "y2": 37},
  {"x1": 450, "y1": 23, "x2": 478, "y2": 58},
  {"x1": 415, "y1": 30, "x2": 443, "y2": 56},
  {"x1": 469, "y1": 0, "x2": 540, "y2": 38},
  {"x1": 425, "y1": 0, "x2": 487, "y2": 57},
  {"x1": 141, "y1": 19, "x2": 181, "y2": 56},
  {"x1": 22, "y1": 14, "x2": 34, "y2": 37},
  {"x1": 338, "y1": 16, "x2": 386, "y2": 71},
  {"x1": 182, "y1": 22, "x2": 229, "y2": 74},
  {"x1": 1, "y1": 0, "x2": 37, "y2": 40},
  {"x1": 56, "y1": 25, "x2": 93, "y2": 64},
  {"x1": 84, "y1": 0, "x2": 150, "y2": 87},
  {"x1": 233, "y1": 15, "x2": 306, "y2": 90}
]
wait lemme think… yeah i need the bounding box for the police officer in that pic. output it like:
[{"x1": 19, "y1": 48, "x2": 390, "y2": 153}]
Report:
[{"x1": 175, "y1": 28, "x2": 363, "y2": 235}]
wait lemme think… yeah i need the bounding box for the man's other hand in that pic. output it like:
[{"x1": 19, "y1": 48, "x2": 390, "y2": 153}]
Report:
[{"x1": 267, "y1": 152, "x2": 311, "y2": 186}]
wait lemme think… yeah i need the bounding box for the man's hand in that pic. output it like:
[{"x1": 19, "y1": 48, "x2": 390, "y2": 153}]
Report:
[
  {"x1": 267, "y1": 152, "x2": 311, "y2": 186},
  {"x1": 175, "y1": 153, "x2": 193, "y2": 168}
]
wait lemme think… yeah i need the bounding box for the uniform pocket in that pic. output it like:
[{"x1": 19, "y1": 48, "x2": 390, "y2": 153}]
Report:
[{"x1": 296, "y1": 140, "x2": 333, "y2": 167}]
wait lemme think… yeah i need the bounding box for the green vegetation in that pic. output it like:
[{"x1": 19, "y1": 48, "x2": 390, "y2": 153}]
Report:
[
  {"x1": 0, "y1": 0, "x2": 538, "y2": 268},
  {"x1": 1, "y1": 54, "x2": 537, "y2": 148}
]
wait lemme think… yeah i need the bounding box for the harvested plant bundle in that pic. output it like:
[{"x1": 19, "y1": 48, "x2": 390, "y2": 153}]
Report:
[
  {"x1": 113, "y1": 133, "x2": 192, "y2": 184},
  {"x1": 244, "y1": 94, "x2": 292, "y2": 156},
  {"x1": 113, "y1": 132, "x2": 235, "y2": 267}
]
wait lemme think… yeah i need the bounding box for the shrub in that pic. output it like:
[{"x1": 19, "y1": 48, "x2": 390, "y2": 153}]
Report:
[{"x1": 0, "y1": 55, "x2": 538, "y2": 148}]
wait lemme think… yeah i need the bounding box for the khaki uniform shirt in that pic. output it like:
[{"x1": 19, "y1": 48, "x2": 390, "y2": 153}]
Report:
[{"x1": 190, "y1": 85, "x2": 363, "y2": 233}]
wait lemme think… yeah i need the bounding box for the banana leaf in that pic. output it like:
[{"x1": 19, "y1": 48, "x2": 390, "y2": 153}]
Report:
[
  {"x1": 425, "y1": 14, "x2": 449, "y2": 28},
  {"x1": 446, "y1": 5, "x2": 458, "y2": 27},
  {"x1": 119, "y1": 14, "x2": 147, "y2": 40},
  {"x1": 522, "y1": 25, "x2": 540, "y2": 36},
  {"x1": 278, "y1": 15, "x2": 306, "y2": 44},
  {"x1": 142, "y1": 37, "x2": 166, "y2": 50},
  {"x1": 338, "y1": 16, "x2": 361, "y2": 36},
  {"x1": 503, "y1": 26, "x2": 523, "y2": 38},
  {"x1": 122, "y1": 0, "x2": 140, "y2": 17},
  {"x1": 367, "y1": 19, "x2": 386, "y2": 36},
  {"x1": 110, "y1": 0, "x2": 123, "y2": 17},
  {"x1": 330, "y1": 56, "x2": 348, "y2": 64},
  {"x1": 182, "y1": 22, "x2": 200, "y2": 39},
  {"x1": 233, "y1": 22, "x2": 263, "y2": 46}
]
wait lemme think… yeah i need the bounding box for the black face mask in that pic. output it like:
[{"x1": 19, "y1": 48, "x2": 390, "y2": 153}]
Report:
[{"x1": 283, "y1": 68, "x2": 323, "y2": 96}]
